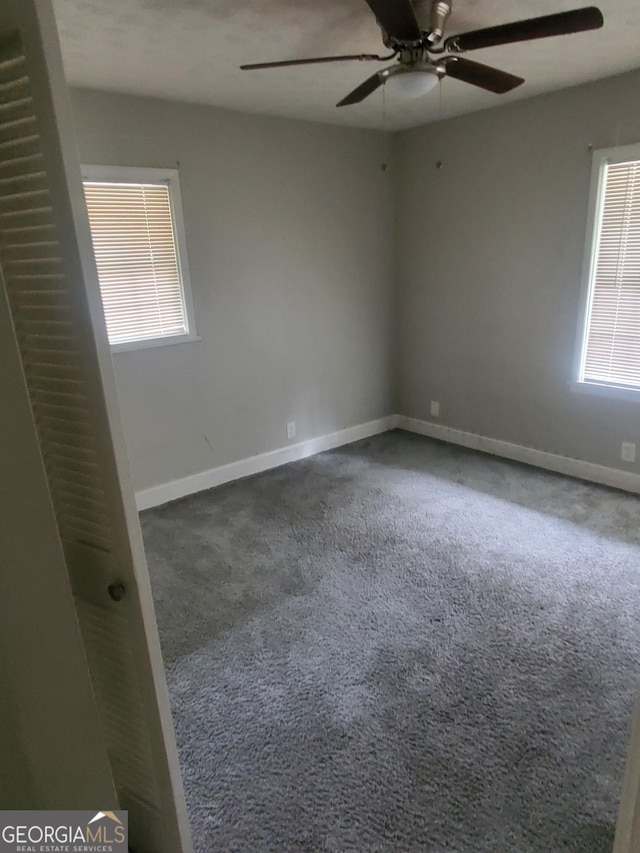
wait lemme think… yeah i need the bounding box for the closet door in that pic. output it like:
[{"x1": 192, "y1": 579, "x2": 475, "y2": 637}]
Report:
[
  {"x1": 615, "y1": 696, "x2": 640, "y2": 853},
  {"x1": 0, "y1": 256, "x2": 117, "y2": 812},
  {"x1": 0, "y1": 2, "x2": 191, "y2": 850}
]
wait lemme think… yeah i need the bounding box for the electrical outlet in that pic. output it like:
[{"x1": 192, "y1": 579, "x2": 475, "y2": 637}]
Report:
[
  {"x1": 286, "y1": 421, "x2": 296, "y2": 440},
  {"x1": 430, "y1": 400, "x2": 440, "y2": 418},
  {"x1": 621, "y1": 441, "x2": 636, "y2": 463}
]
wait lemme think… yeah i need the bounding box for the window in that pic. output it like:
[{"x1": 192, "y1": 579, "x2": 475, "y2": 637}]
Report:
[
  {"x1": 82, "y1": 165, "x2": 197, "y2": 352},
  {"x1": 575, "y1": 143, "x2": 640, "y2": 400}
]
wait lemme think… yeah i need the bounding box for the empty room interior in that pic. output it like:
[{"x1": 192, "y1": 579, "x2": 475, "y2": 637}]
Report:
[{"x1": 3, "y1": 0, "x2": 640, "y2": 850}]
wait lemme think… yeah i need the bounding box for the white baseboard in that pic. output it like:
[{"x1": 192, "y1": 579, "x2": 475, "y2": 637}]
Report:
[
  {"x1": 136, "y1": 413, "x2": 640, "y2": 510},
  {"x1": 397, "y1": 415, "x2": 640, "y2": 495},
  {"x1": 136, "y1": 416, "x2": 397, "y2": 510}
]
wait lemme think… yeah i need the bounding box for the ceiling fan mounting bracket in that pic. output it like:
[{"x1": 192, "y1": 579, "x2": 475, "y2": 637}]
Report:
[{"x1": 443, "y1": 37, "x2": 463, "y2": 53}]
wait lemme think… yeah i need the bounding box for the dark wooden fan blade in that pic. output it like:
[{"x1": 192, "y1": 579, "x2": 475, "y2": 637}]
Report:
[
  {"x1": 444, "y1": 7, "x2": 603, "y2": 52},
  {"x1": 442, "y1": 57, "x2": 524, "y2": 94},
  {"x1": 240, "y1": 53, "x2": 389, "y2": 70},
  {"x1": 337, "y1": 72, "x2": 384, "y2": 107},
  {"x1": 363, "y1": 0, "x2": 421, "y2": 42}
]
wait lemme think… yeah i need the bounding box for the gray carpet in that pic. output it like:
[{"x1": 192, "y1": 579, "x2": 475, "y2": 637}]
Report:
[{"x1": 141, "y1": 430, "x2": 640, "y2": 852}]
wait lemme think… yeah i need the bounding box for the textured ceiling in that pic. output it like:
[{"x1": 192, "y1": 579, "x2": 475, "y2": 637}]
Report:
[{"x1": 53, "y1": 0, "x2": 640, "y2": 131}]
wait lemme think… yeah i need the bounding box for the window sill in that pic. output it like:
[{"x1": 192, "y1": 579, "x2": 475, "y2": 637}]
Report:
[
  {"x1": 110, "y1": 333, "x2": 201, "y2": 354},
  {"x1": 570, "y1": 380, "x2": 640, "y2": 403}
]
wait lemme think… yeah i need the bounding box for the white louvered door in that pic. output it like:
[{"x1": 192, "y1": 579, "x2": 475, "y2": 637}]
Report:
[{"x1": 0, "y1": 2, "x2": 191, "y2": 851}]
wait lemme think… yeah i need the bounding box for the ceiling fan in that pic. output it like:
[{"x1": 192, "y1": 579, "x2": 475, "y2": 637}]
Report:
[{"x1": 240, "y1": 1, "x2": 604, "y2": 106}]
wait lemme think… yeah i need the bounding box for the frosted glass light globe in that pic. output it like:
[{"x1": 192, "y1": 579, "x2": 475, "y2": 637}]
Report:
[{"x1": 385, "y1": 69, "x2": 440, "y2": 99}]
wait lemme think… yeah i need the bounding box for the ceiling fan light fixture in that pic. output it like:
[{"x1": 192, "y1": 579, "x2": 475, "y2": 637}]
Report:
[
  {"x1": 384, "y1": 65, "x2": 442, "y2": 99},
  {"x1": 241, "y1": 3, "x2": 604, "y2": 109}
]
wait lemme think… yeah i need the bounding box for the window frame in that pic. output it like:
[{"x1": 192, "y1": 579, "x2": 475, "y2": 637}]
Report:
[
  {"x1": 82, "y1": 164, "x2": 199, "y2": 353},
  {"x1": 572, "y1": 142, "x2": 640, "y2": 403}
]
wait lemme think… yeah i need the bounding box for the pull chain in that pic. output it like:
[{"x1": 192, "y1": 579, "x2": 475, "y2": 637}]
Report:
[{"x1": 382, "y1": 82, "x2": 387, "y2": 129}]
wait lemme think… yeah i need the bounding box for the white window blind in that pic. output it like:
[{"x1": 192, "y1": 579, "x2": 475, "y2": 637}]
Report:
[
  {"x1": 582, "y1": 158, "x2": 640, "y2": 390},
  {"x1": 83, "y1": 178, "x2": 190, "y2": 347}
]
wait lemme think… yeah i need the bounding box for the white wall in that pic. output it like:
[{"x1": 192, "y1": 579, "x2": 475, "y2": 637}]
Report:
[
  {"x1": 396, "y1": 69, "x2": 640, "y2": 472},
  {"x1": 71, "y1": 69, "x2": 640, "y2": 493},
  {"x1": 69, "y1": 89, "x2": 395, "y2": 493}
]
